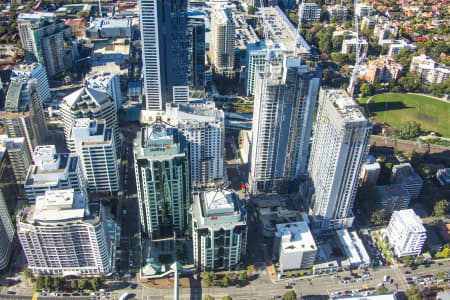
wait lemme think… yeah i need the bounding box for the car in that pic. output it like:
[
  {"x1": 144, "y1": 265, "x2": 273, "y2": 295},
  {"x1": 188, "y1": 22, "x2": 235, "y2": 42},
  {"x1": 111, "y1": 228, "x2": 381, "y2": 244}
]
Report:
[
  {"x1": 437, "y1": 263, "x2": 443, "y2": 266},
  {"x1": 273, "y1": 296, "x2": 281, "y2": 299},
  {"x1": 425, "y1": 275, "x2": 432, "y2": 278},
  {"x1": 7, "y1": 291, "x2": 16, "y2": 295},
  {"x1": 285, "y1": 285, "x2": 292, "y2": 289}
]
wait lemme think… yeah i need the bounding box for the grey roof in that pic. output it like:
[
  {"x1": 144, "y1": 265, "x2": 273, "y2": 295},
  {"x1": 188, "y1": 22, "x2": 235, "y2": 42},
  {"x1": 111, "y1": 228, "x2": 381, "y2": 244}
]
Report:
[{"x1": 5, "y1": 81, "x2": 24, "y2": 112}]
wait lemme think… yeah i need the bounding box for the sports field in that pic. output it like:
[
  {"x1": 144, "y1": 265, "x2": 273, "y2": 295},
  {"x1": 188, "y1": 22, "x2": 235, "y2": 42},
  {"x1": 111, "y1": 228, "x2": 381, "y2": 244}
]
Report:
[{"x1": 369, "y1": 93, "x2": 450, "y2": 137}]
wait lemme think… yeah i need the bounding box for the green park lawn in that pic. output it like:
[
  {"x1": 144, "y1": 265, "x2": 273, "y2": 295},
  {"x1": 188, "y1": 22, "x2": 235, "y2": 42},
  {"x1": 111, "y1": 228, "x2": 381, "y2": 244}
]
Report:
[{"x1": 368, "y1": 93, "x2": 450, "y2": 137}]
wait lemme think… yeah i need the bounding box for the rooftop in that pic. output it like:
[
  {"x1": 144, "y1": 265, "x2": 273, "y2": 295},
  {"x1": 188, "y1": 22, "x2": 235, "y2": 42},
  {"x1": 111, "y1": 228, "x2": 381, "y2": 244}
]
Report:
[
  {"x1": 392, "y1": 163, "x2": 423, "y2": 185},
  {"x1": 376, "y1": 184, "x2": 411, "y2": 199},
  {"x1": 0, "y1": 135, "x2": 25, "y2": 151},
  {"x1": 391, "y1": 209, "x2": 426, "y2": 233},
  {"x1": 62, "y1": 87, "x2": 112, "y2": 109},
  {"x1": 71, "y1": 119, "x2": 110, "y2": 144},
  {"x1": 27, "y1": 189, "x2": 90, "y2": 225},
  {"x1": 203, "y1": 190, "x2": 235, "y2": 215},
  {"x1": 12, "y1": 63, "x2": 42, "y2": 74},
  {"x1": 336, "y1": 229, "x2": 371, "y2": 266},
  {"x1": 276, "y1": 222, "x2": 316, "y2": 253},
  {"x1": 134, "y1": 124, "x2": 185, "y2": 159},
  {"x1": 258, "y1": 6, "x2": 311, "y2": 54},
  {"x1": 323, "y1": 89, "x2": 367, "y2": 122}
]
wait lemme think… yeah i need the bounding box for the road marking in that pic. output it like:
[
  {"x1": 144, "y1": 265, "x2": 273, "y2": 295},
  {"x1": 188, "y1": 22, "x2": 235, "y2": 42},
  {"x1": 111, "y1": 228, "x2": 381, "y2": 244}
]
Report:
[{"x1": 32, "y1": 292, "x2": 39, "y2": 300}]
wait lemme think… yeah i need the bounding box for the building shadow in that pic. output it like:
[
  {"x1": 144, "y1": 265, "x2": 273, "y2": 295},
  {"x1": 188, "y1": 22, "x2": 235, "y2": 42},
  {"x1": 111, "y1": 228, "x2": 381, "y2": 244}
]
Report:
[{"x1": 369, "y1": 101, "x2": 411, "y2": 113}]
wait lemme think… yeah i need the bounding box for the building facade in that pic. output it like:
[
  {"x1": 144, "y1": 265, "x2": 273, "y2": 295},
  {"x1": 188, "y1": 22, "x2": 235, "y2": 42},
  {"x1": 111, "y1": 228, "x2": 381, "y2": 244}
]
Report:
[
  {"x1": 0, "y1": 135, "x2": 32, "y2": 182},
  {"x1": 17, "y1": 12, "x2": 72, "y2": 77},
  {"x1": 391, "y1": 163, "x2": 423, "y2": 199},
  {"x1": 69, "y1": 119, "x2": 119, "y2": 193},
  {"x1": 139, "y1": 0, "x2": 188, "y2": 110},
  {"x1": 1, "y1": 78, "x2": 48, "y2": 154},
  {"x1": 210, "y1": 8, "x2": 235, "y2": 77},
  {"x1": 300, "y1": 3, "x2": 321, "y2": 24},
  {"x1": 307, "y1": 89, "x2": 370, "y2": 231},
  {"x1": 17, "y1": 189, "x2": 112, "y2": 276},
  {"x1": 24, "y1": 145, "x2": 86, "y2": 203},
  {"x1": 134, "y1": 124, "x2": 190, "y2": 239},
  {"x1": 341, "y1": 39, "x2": 369, "y2": 56},
  {"x1": 250, "y1": 55, "x2": 320, "y2": 193},
  {"x1": 191, "y1": 190, "x2": 247, "y2": 271},
  {"x1": 166, "y1": 102, "x2": 225, "y2": 187},
  {"x1": 376, "y1": 184, "x2": 411, "y2": 215},
  {"x1": 328, "y1": 5, "x2": 348, "y2": 20},
  {"x1": 0, "y1": 190, "x2": 15, "y2": 270},
  {"x1": 85, "y1": 72, "x2": 122, "y2": 110},
  {"x1": 187, "y1": 17, "x2": 206, "y2": 90},
  {"x1": 385, "y1": 209, "x2": 426, "y2": 257},
  {"x1": 273, "y1": 222, "x2": 317, "y2": 272},
  {"x1": 11, "y1": 63, "x2": 51, "y2": 104},
  {"x1": 60, "y1": 87, "x2": 119, "y2": 154}
]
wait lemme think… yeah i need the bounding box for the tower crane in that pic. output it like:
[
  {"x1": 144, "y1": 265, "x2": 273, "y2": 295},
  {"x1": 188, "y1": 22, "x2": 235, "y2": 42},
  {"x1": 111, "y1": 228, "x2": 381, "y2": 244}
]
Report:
[
  {"x1": 347, "y1": 0, "x2": 366, "y2": 97},
  {"x1": 294, "y1": 0, "x2": 305, "y2": 57}
]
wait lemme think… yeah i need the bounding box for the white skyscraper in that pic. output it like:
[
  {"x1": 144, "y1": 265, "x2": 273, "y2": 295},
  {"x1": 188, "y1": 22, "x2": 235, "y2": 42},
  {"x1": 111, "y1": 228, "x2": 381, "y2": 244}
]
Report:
[
  {"x1": 24, "y1": 145, "x2": 86, "y2": 203},
  {"x1": 69, "y1": 119, "x2": 119, "y2": 193},
  {"x1": 210, "y1": 8, "x2": 235, "y2": 77},
  {"x1": 249, "y1": 55, "x2": 320, "y2": 193},
  {"x1": 11, "y1": 63, "x2": 51, "y2": 103},
  {"x1": 60, "y1": 87, "x2": 119, "y2": 154},
  {"x1": 85, "y1": 72, "x2": 122, "y2": 110},
  {"x1": 0, "y1": 190, "x2": 15, "y2": 270},
  {"x1": 307, "y1": 89, "x2": 370, "y2": 231},
  {"x1": 385, "y1": 209, "x2": 426, "y2": 257},
  {"x1": 17, "y1": 189, "x2": 112, "y2": 276},
  {"x1": 165, "y1": 102, "x2": 225, "y2": 187}
]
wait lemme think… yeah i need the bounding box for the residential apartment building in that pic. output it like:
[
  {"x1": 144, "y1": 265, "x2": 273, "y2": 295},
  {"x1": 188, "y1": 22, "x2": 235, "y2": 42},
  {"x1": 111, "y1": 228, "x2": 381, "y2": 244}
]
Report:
[
  {"x1": 17, "y1": 12, "x2": 72, "y2": 77},
  {"x1": 385, "y1": 209, "x2": 426, "y2": 257},
  {"x1": 388, "y1": 40, "x2": 417, "y2": 57},
  {"x1": 187, "y1": 17, "x2": 206, "y2": 90},
  {"x1": 410, "y1": 54, "x2": 435, "y2": 72},
  {"x1": 134, "y1": 124, "x2": 190, "y2": 239},
  {"x1": 341, "y1": 39, "x2": 369, "y2": 56},
  {"x1": 245, "y1": 42, "x2": 287, "y2": 96},
  {"x1": 376, "y1": 184, "x2": 411, "y2": 215},
  {"x1": 307, "y1": 89, "x2": 371, "y2": 231},
  {"x1": 210, "y1": 8, "x2": 235, "y2": 78},
  {"x1": 139, "y1": 0, "x2": 188, "y2": 110},
  {"x1": 416, "y1": 65, "x2": 449, "y2": 84},
  {"x1": 250, "y1": 55, "x2": 320, "y2": 193},
  {"x1": 374, "y1": 23, "x2": 398, "y2": 44},
  {"x1": 60, "y1": 87, "x2": 119, "y2": 154},
  {"x1": 300, "y1": 3, "x2": 321, "y2": 24},
  {"x1": 24, "y1": 145, "x2": 86, "y2": 203},
  {"x1": 361, "y1": 16, "x2": 376, "y2": 30},
  {"x1": 363, "y1": 56, "x2": 403, "y2": 84},
  {"x1": 328, "y1": 5, "x2": 347, "y2": 20},
  {"x1": 0, "y1": 190, "x2": 15, "y2": 270},
  {"x1": 191, "y1": 190, "x2": 247, "y2": 271},
  {"x1": 165, "y1": 102, "x2": 225, "y2": 187},
  {"x1": 0, "y1": 78, "x2": 48, "y2": 154},
  {"x1": 0, "y1": 135, "x2": 32, "y2": 182},
  {"x1": 11, "y1": 63, "x2": 51, "y2": 104},
  {"x1": 69, "y1": 119, "x2": 119, "y2": 193},
  {"x1": 273, "y1": 222, "x2": 317, "y2": 272},
  {"x1": 355, "y1": 3, "x2": 373, "y2": 17},
  {"x1": 17, "y1": 189, "x2": 112, "y2": 276},
  {"x1": 85, "y1": 72, "x2": 122, "y2": 110},
  {"x1": 391, "y1": 163, "x2": 423, "y2": 199}
]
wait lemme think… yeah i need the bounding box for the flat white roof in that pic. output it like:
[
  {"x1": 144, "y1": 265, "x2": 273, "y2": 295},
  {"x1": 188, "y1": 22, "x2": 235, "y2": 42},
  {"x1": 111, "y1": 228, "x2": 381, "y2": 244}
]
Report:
[
  {"x1": 392, "y1": 209, "x2": 425, "y2": 233},
  {"x1": 324, "y1": 89, "x2": 367, "y2": 122},
  {"x1": 336, "y1": 229, "x2": 371, "y2": 266},
  {"x1": 276, "y1": 222, "x2": 316, "y2": 253},
  {"x1": 33, "y1": 189, "x2": 86, "y2": 223}
]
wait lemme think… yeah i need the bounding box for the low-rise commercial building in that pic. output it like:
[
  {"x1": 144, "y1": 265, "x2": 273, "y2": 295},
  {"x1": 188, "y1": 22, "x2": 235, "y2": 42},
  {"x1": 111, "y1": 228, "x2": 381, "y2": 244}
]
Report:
[
  {"x1": 85, "y1": 17, "x2": 132, "y2": 38},
  {"x1": 376, "y1": 184, "x2": 411, "y2": 215},
  {"x1": 17, "y1": 189, "x2": 112, "y2": 276},
  {"x1": 191, "y1": 190, "x2": 247, "y2": 271},
  {"x1": 273, "y1": 222, "x2": 317, "y2": 272},
  {"x1": 336, "y1": 229, "x2": 371, "y2": 268},
  {"x1": 385, "y1": 209, "x2": 426, "y2": 257}
]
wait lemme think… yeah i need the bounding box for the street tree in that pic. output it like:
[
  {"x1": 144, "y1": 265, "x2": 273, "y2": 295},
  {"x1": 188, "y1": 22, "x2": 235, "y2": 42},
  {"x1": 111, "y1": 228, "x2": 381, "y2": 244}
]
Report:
[
  {"x1": 283, "y1": 290, "x2": 297, "y2": 300},
  {"x1": 376, "y1": 286, "x2": 389, "y2": 294},
  {"x1": 434, "y1": 200, "x2": 449, "y2": 217}
]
